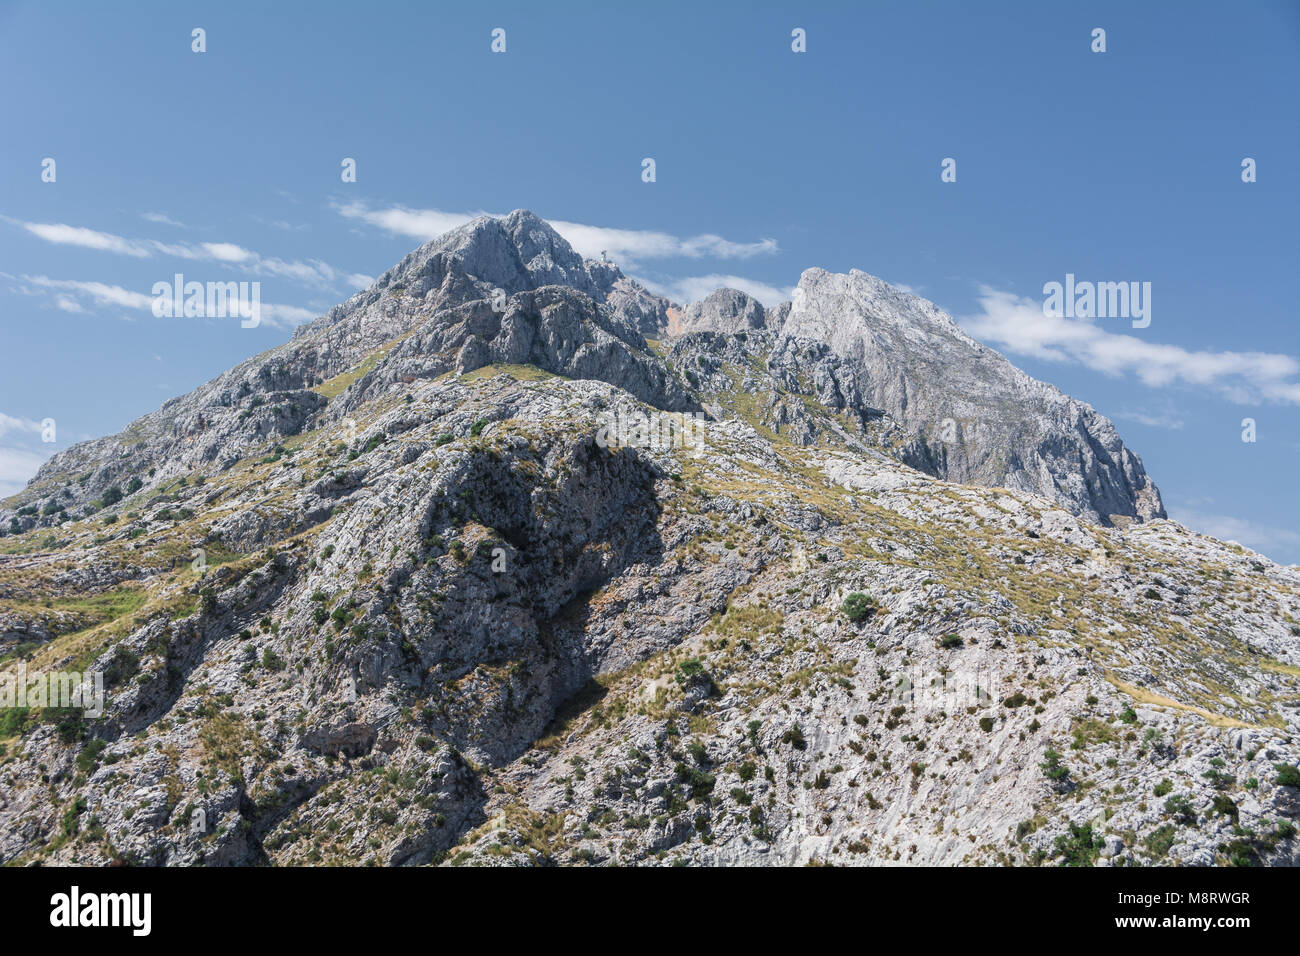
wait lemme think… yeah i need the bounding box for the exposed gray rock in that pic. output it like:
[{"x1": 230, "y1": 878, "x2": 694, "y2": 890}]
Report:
[
  {"x1": 1, "y1": 211, "x2": 1292, "y2": 871},
  {"x1": 674, "y1": 288, "x2": 772, "y2": 335},
  {"x1": 777, "y1": 268, "x2": 1164, "y2": 524}
]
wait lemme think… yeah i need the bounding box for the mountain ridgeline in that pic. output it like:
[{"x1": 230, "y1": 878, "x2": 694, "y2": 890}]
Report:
[
  {"x1": 12, "y1": 209, "x2": 1161, "y2": 530},
  {"x1": 2, "y1": 211, "x2": 1297, "y2": 870}
]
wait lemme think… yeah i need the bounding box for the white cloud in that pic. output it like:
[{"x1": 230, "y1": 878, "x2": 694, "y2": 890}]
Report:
[
  {"x1": 636, "y1": 273, "x2": 794, "y2": 307},
  {"x1": 201, "y1": 242, "x2": 254, "y2": 263},
  {"x1": 4, "y1": 215, "x2": 339, "y2": 287},
  {"x1": 259, "y1": 303, "x2": 317, "y2": 326},
  {"x1": 7, "y1": 218, "x2": 155, "y2": 257},
  {"x1": 0, "y1": 447, "x2": 49, "y2": 499},
  {"x1": 24, "y1": 275, "x2": 155, "y2": 310},
  {"x1": 548, "y1": 220, "x2": 778, "y2": 262},
  {"x1": 960, "y1": 287, "x2": 1300, "y2": 405},
  {"x1": 346, "y1": 273, "x2": 375, "y2": 290},
  {"x1": 333, "y1": 202, "x2": 489, "y2": 242},
  {"x1": 258, "y1": 257, "x2": 336, "y2": 284},
  {"x1": 53, "y1": 294, "x2": 87, "y2": 314},
  {"x1": 0, "y1": 413, "x2": 43, "y2": 440},
  {"x1": 332, "y1": 201, "x2": 779, "y2": 263},
  {"x1": 1172, "y1": 507, "x2": 1300, "y2": 560},
  {"x1": 21, "y1": 274, "x2": 314, "y2": 329},
  {"x1": 1110, "y1": 408, "x2": 1185, "y2": 430},
  {"x1": 141, "y1": 212, "x2": 187, "y2": 228}
]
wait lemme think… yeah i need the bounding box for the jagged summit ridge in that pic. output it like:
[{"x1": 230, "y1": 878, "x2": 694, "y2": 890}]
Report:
[
  {"x1": 9, "y1": 210, "x2": 1159, "y2": 531},
  {"x1": 0, "y1": 213, "x2": 1297, "y2": 870},
  {"x1": 779, "y1": 268, "x2": 1164, "y2": 524},
  {"x1": 673, "y1": 268, "x2": 1164, "y2": 525}
]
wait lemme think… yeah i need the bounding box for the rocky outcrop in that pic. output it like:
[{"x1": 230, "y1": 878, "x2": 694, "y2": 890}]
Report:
[
  {"x1": 674, "y1": 288, "x2": 773, "y2": 335},
  {"x1": 778, "y1": 268, "x2": 1165, "y2": 524},
  {"x1": 4, "y1": 210, "x2": 1290, "y2": 871}
]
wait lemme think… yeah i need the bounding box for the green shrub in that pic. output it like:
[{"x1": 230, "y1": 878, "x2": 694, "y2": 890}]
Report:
[
  {"x1": 0, "y1": 707, "x2": 32, "y2": 737},
  {"x1": 1040, "y1": 748, "x2": 1069, "y2": 782},
  {"x1": 1053, "y1": 822, "x2": 1104, "y2": 866},
  {"x1": 1164, "y1": 794, "x2": 1196, "y2": 825},
  {"x1": 1143, "y1": 823, "x2": 1178, "y2": 858},
  {"x1": 76, "y1": 738, "x2": 108, "y2": 773},
  {"x1": 61, "y1": 796, "x2": 87, "y2": 837},
  {"x1": 1210, "y1": 794, "x2": 1238, "y2": 820},
  {"x1": 840, "y1": 592, "x2": 877, "y2": 622},
  {"x1": 781, "y1": 725, "x2": 807, "y2": 750},
  {"x1": 1274, "y1": 764, "x2": 1300, "y2": 788},
  {"x1": 675, "y1": 763, "x2": 715, "y2": 801}
]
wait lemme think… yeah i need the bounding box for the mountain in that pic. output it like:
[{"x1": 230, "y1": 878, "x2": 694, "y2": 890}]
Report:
[
  {"x1": 674, "y1": 274, "x2": 1165, "y2": 526},
  {"x1": 1, "y1": 212, "x2": 1296, "y2": 867}
]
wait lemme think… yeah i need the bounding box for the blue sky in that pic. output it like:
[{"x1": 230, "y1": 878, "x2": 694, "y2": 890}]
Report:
[{"x1": 1, "y1": 0, "x2": 1297, "y2": 562}]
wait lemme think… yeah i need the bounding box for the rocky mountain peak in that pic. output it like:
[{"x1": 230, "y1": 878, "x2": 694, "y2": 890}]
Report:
[
  {"x1": 674, "y1": 287, "x2": 773, "y2": 335},
  {"x1": 0, "y1": 212, "x2": 1296, "y2": 870},
  {"x1": 777, "y1": 267, "x2": 1165, "y2": 525}
]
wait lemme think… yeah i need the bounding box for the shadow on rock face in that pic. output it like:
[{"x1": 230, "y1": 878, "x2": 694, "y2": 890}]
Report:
[{"x1": 406, "y1": 434, "x2": 665, "y2": 767}]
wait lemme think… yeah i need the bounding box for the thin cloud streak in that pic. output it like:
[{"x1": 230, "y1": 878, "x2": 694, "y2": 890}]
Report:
[
  {"x1": 637, "y1": 273, "x2": 794, "y2": 308},
  {"x1": 332, "y1": 201, "x2": 780, "y2": 263},
  {"x1": 3, "y1": 215, "x2": 342, "y2": 287},
  {"x1": 1172, "y1": 507, "x2": 1300, "y2": 563},
  {"x1": 960, "y1": 287, "x2": 1300, "y2": 405},
  {"x1": 19, "y1": 275, "x2": 314, "y2": 329}
]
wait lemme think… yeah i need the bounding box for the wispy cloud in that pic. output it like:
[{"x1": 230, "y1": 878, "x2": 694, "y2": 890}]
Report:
[
  {"x1": 1110, "y1": 407, "x2": 1186, "y2": 430},
  {"x1": 53, "y1": 294, "x2": 87, "y2": 314},
  {"x1": 141, "y1": 211, "x2": 187, "y2": 228},
  {"x1": 332, "y1": 201, "x2": 780, "y2": 264},
  {"x1": 960, "y1": 287, "x2": 1300, "y2": 405},
  {"x1": 16, "y1": 274, "x2": 314, "y2": 329},
  {"x1": 0, "y1": 446, "x2": 50, "y2": 500},
  {"x1": 548, "y1": 220, "x2": 778, "y2": 262},
  {"x1": 3, "y1": 215, "x2": 341, "y2": 287},
  {"x1": 333, "y1": 202, "x2": 490, "y2": 242},
  {"x1": 23, "y1": 275, "x2": 155, "y2": 310},
  {"x1": 1172, "y1": 506, "x2": 1300, "y2": 561},
  {"x1": 259, "y1": 302, "x2": 316, "y2": 326},
  {"x1": 638, "y1": 273, "x2": 794, "y2": 308},
  {"x1": 0, "y1": 412, "x2": 44, "y2": 440}
]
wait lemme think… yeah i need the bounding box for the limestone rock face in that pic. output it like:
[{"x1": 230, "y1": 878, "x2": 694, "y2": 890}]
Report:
[
  {"x1": 779, "y1": 268, "x2": 1165, "y2": 524},
  {"x1": 3, "y1": 212, "x2": 1294, "y2": 871},
  {"x1": 675, "y1": 288, "x2": 773, "y2": 335}
]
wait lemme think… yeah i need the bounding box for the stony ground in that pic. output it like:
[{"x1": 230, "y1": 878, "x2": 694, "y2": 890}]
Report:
[
  {"x1": 1, "y1": 368, "x2": 1297, "y2": 866},
  {"x1": 1, "y1": 212, "x2": 1296, "y2": 867}
]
